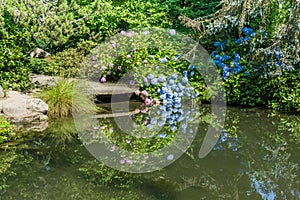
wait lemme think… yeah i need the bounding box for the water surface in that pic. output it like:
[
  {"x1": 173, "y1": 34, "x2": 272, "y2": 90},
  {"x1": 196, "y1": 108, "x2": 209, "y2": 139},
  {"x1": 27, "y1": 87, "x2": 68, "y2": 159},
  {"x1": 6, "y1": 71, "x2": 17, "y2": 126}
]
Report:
[{"x1": 1, "y1": 106, "x2": 300, "y2": 200}]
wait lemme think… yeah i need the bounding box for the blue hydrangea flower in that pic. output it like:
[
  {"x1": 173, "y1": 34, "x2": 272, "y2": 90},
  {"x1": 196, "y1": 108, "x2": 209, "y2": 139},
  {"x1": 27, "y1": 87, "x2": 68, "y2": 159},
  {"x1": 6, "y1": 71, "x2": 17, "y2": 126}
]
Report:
[
  {"x1": 160, "y1": 57, "x2": 168, "y2": 63},
  {"x1": 158, "y1": 121, "x2": 165, "y2": 127},
  {"x1": 177, "y1": 108, "x2": 183, "y2": 114},
  {"x1": 235, "y1": 38, "x2": 243, "y2": 44},
  {"x1": 234, "y1": 53, "x2": 240, "y2": 62},
  {"x1": 170, "y1": 125, "x2": 177, "y2": 131},
  {"x1": 170, "y1": 73, "x2": 178, "y2": 80},
  {"x1": 219, "y1": 62, "x2": 227, "y2": 69},
  {"x1": 181, "y1": 122, "x2": 187, "y2": 129},
  {"x1": 158, "y1": 75, "x2": 166, "y2": 83},
  {"x1": 183, "y1": 70, "x2": 188, "y2": 77},
  {"x1": 161, "y1": 86, "x2": 167, "y2": 93},
  {"x1": 223, "y1": 54, "x2": 230, "y2": 60},
  {"x1": 168, "y1": 79, "x2": 175, "y2": 85},
  {"x1": 147, "y1": 74, "x2": 154, "y2": 80},
  {"x1": 158, "y1": 133, "x2": 167, "y2": 138},
  {"x1": 242, "y1": 27, "x2": 253, "y2": 35},
  {"x1": 234, "y1": 66, "x2": 244, "y2": 74},
  {"x1": 150, "y1": 78, "x2": 158, "y2": 85},
  {"x1": 275, "y1": 52, "x2": 282, "y2": 60},
  {"x1": 150, "y1": 117, "x2": 157, "y2": 124},
  {"x1": 182, "y1": 77, "x2": 188, "y2": 84},
  {"x1": 245, "y1": 36, "x2": 250, "y2": 41},
  {"x1": 233, "y1": 61, "x2": 240, "y2": 67},
  {"x1": 172, "y1": 54, "x2": 182, "y2": 60},
  {"x1": 214, "y1": 41, "x2": 221, "y2": 47},
  {"x1": 275, "y1": 61, "x2": 281, "y2": 67},
  {"x1": 167, "y1": 154, "x2": 174, "y2": 160},
  {"x1": 211, "y1": 51, "x2": 218, "y2": 58},
  {"x1": 215, "y1": 55, "x2": 222, "y2": 60},
  {"x1": 147, "y1": 124, "x2": 154, "y2": 129},
  {"x1": 220, "y1": 41, "x2": 227, "y2": 51},
  {"x1": 214, "y1": 60, "x2": 220, "y2": 65}
]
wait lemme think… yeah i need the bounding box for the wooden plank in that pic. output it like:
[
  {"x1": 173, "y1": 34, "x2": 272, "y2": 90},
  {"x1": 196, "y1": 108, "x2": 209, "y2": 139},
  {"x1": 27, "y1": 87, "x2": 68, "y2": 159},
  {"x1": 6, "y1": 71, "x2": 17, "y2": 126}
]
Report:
[
  {"x1": 30, "y1": 75, "x2": 138, "y2": 95},
  {"x1": 86, "y1": 81, "x2": 137, "y2": 95},
  {"x1": 93, "y1": 111, "x2": 135, "y2": 118}
]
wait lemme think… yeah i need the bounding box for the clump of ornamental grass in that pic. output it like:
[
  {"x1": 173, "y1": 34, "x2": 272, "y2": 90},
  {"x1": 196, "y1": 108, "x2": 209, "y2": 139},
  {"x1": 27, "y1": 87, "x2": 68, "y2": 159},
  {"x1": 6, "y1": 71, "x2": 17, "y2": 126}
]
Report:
[{"x1": 38, "y1": 79, "x2": 97, "y2": 118}]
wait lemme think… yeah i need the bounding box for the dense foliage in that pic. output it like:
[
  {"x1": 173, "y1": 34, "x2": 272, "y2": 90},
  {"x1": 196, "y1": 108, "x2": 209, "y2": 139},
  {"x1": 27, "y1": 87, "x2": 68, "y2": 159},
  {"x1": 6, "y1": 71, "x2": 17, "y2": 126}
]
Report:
[
  {"x1": 0, "y1": 0, "x2": 298, "y2": 113},
  {"x1": 0, "y1": 117, "x2": 15, "y2": 144}
]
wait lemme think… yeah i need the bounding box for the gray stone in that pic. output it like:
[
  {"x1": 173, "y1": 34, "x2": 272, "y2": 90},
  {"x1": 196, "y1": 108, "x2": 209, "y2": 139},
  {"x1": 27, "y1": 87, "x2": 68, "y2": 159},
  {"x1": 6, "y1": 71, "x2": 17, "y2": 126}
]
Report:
[
  {"x1": 27, "y1": 121, "x2": 49, "y2": 132},
  {"x1": 0, "y1": 86, "x2": 4, "y2": 99},
  {"x1": 0, "y1": 90, "x2": 49, "y2": 125},
  {"x1": 39, "y1": 113, "x2": 48, "y2": 121},
  {"x1": 26, "y1": 98, "x2": 48, "y2": 113},
  {"x1": 31, "y1": 74, "x2": 58, "y2": 87},
  {"x1": 14, "y1": 121, "x2": 49, "y2": 132},
  {"x1": 2, "y1": 100, "x2": 28, "y2": 117},
  {"x1": 29, "y1": 48, "x2": 51, "y2": 58}
]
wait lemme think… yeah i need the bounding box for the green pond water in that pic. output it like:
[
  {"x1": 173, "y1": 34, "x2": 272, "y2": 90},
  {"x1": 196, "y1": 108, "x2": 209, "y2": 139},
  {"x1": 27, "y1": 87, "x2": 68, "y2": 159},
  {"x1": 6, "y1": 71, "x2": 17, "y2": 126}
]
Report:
[{"x1": 1, "y1": 106, "x2": 300, "y2": 200}]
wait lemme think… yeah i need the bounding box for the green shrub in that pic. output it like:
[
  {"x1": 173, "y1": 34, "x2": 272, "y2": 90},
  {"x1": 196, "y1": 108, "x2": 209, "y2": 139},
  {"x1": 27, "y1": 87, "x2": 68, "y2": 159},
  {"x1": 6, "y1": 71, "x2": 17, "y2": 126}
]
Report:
[
  {"x1": 0, "y1": 35, "x2": 32, "y2": 91},
  {"x1": 29, "y1": 47, "x2": 86, "y2": 77},
  {"x1": 0, "y1": 117, "x2": 15, "y2": 144}
]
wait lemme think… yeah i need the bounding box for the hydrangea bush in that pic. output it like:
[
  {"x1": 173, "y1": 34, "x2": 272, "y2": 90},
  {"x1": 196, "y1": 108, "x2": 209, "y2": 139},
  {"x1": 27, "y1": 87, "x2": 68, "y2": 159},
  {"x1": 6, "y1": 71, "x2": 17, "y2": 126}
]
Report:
[{"x1": 179, "y1": 0, "x2": 300, "y2": 112}]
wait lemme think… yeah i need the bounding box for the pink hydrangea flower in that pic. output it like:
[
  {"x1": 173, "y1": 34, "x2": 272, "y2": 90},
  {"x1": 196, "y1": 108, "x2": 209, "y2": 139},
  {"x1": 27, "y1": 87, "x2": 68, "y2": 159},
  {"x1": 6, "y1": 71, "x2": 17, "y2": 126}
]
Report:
[
  {"x1": 120, "y1": 30, "x2": 126, "y2": 36},
  {"x1": 107, "y1": 71, "x2": 111, "y2": 76},
  {"x1": 110, "y1": 40, "x2": 116, "y2": 48},
  {"x1": 143, "y1": 60, "x2": 148, "y2": 63},
  {"x1": 126, "y1": 54, "x2": 131, "y2": 59},
  {"x1": 144, "y1": 98, "x2": 151, "y2": 106},
  {"x1": 134, "y1": 108, "x2": 140, "y2": 114},
  {"x1": 126, "y1": 159, "x2": 133, "y2": 164},
  {"x1": 110, "y1": 145, "x2": 116, "y2": 152},
  {"x1": 100, "y1": 77, "x2": 106, "y2": 83},
  {"x1": 140, "y1": 96, "x2": 146, "y2": 101},
  {"x1": 141, "y1": 90, "x2": 148, "y2": 97},
  {"x1": 143, "y1": 77, "x2": 148, "y2": 83},
  {"x1": 109, "y1": 63, "x2": 114, "y2": 68},
  {"x1": 153, "y1": 99, "x2": 160, "y2": 106},
  {"x1": 141, "y1": 107, "x2": 148, "y2": 113},
  {"x1": 134, "y1": 90, "x2": 140, "y2": 96},
  {"x1": 127, "y1": 31, "x2": 134, "y2": 38},
  {"x1": 118, "y1": 66, "x2": 122, "y2": 70},
  {"x1": 126, "y1": 139, "x2": 131, "y2": 144},
  {"x1": 109, "y1": 127, "x2": 114, "y2": 133},
  {"x1": 142, "y1": 30, "x2": 150, "y2": 35},
  {"x1": 143, "y1": 120, "x2": 148, "y2": 125},
  {"x1": 120, "y1": 159, "x2": 126, "y2": 164}
]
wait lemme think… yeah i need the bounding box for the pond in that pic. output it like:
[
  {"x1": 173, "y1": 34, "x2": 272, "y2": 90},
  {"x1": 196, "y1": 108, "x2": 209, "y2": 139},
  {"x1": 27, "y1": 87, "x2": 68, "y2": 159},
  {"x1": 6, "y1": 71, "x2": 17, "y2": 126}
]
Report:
[{"x1": 1, "y1": 105, "x2": 300, "y2": 200}]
